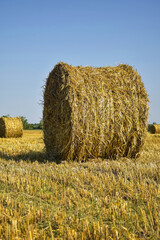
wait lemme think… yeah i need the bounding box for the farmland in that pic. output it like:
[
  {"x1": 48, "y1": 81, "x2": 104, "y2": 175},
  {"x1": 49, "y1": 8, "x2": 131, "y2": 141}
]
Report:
[{"x1": 0, "y1": 130, "x2": 160, "y2": 239}]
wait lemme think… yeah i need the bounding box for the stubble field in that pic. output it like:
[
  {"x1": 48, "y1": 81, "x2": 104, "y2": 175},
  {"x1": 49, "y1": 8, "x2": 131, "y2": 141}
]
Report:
[{"x1": 0, "y1": 130, "x2": 160, "y2": 239}]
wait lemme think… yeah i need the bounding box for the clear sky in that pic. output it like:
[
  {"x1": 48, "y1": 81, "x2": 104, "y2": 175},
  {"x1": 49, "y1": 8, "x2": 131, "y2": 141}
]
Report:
[{"x1": 0, "y1": 0, "x2": 160, "y2": 123}]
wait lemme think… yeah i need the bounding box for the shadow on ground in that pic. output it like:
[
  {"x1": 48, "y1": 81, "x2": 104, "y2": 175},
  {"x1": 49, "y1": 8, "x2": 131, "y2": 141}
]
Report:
[{"x1": 0, "y1": 150, "x2": 50, "y2": 163}]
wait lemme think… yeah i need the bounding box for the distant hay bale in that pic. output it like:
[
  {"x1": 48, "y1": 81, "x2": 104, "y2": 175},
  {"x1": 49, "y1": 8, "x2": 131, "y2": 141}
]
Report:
[
  {"x1": 150, "y1": 124, "x2": 160, "y2": 134},
  {"x1": 0, "y1": 117, "x2": 23, "y2": 138},
  {"x1": 43, "y1": 62, "x2": 149, "y2": 161}
]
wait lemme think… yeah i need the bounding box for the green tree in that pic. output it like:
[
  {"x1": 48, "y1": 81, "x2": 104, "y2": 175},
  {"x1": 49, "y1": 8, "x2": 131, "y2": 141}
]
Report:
[
  {"x1": 20, "y1": 116, "x2": 29, "y2": 129},
  {"x1": 2, "y1": 114, "x2": 10, "y2": 118},
  {"x1": 39, "y1": 119, "x2": 43, "y2": 129}
]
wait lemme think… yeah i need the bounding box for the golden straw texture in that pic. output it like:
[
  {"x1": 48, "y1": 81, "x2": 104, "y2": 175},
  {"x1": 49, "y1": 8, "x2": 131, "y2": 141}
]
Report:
[
  {"x1": 0, "y1": 117, "x2": 23, "y2": 138},
  {"x1": 150, "y1": 124, "x2": 160, "y2": 134},
  {"x1": 43, "y1": 62, "x2": 149, "y2": 161}
]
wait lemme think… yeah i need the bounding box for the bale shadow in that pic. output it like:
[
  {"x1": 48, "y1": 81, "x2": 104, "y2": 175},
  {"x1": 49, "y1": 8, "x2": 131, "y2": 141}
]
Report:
[{"x1": 0, "y1": 150, "x2": 50, "y2": 163}]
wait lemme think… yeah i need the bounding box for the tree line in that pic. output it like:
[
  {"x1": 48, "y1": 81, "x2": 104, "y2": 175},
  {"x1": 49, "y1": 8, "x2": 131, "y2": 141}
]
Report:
[{"x1": 2, "y1": 115, "x2": 43, "y2": 130}]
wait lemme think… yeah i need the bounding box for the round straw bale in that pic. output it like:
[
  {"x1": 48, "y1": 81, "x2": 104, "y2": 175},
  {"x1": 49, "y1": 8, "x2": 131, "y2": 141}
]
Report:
[
  {"x1": 0, "y1": 117, "x2": 23, "y2": 138},
  {"x1": 150, "y1": 124, "x2": 160, "y2": 134},
  {"x1": 43, "y1": 62, "x2": 149, "y2": 161}
]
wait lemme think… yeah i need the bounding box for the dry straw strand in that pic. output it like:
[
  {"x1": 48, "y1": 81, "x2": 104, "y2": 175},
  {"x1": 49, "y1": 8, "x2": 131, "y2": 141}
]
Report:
[
  {"x1": 150, "y1": 124, "x2": 160, "y2": 134},
  {"x1": 43, "y1": 62, "x2": 149, "y2": 162},
  {"x1": 0, "y1": 117, "x2": 23, "y2": 138}
]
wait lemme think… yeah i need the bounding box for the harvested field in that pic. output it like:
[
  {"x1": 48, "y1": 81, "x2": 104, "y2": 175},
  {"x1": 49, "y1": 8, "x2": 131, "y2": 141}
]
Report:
[{"x1": 0, "y1": 130, "x2": 159, "y2": 239}]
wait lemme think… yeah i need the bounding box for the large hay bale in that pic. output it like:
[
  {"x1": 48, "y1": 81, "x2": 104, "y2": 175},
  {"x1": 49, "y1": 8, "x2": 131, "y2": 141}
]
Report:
[
  {"x1": 0, "y1": 117, "x2": 23, "y2": 138},
  {"x1": 150, "y1": 124, "x2": 160, "y2": 134},
  {"x1": 43, "y1": 62, "x2": 149, "y2": 161}
]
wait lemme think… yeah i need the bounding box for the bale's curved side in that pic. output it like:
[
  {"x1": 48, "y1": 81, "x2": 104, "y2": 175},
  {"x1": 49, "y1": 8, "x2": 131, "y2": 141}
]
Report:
[
  {"x1": 150, "y1": 124, "x2": 160, "y2": 134},
  {"x1": 0, "y1": 117, "x2": 23, "y2": 138},
  {"x1": 43, "y1": 62, "x2": 149, "y2": 161}
]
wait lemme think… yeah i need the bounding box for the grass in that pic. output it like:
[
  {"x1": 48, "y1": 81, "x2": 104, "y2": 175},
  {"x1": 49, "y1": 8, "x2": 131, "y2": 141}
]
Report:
[{"x1": 0, "y1": 130, "x2": 159, "y2": 239}]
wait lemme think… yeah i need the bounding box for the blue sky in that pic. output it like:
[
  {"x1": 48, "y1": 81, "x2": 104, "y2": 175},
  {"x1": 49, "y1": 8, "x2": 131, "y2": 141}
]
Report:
[{"x1": 0, "y1": 0, "x2": 160, "y2": 123}]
